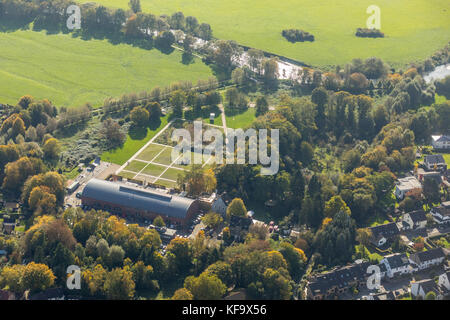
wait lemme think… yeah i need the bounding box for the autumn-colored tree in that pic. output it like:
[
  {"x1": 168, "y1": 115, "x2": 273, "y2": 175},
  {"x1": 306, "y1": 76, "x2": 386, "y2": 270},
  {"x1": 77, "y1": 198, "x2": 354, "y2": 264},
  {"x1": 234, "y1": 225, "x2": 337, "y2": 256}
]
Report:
[
  {"x1": 12, "y1": 117, "x2": 26, "y2": 139},
  {"x1": 0, "y1": 264, "x2": 25, "y2": 294},
  {"x1": 226, "y1": 198, "x2": 247, "y2": 219},
  {"x1": 28, "y1": 185, "x2": 57, "y2": 215},
  {"x1": 103, "y1": 268, "x2": 135, "y2": 300},
  {"x1": 43, "y1": 138, "x2": 61, "y2": 160},
  {"x1": 201, "y1": 212, "x2": 223, "y2": 230},
  {"x1": 184, "y1": 272, "x2": 226, "y2": 300},
  {"x1": 172, "y1": 288, "x2": 193, "y2": 300},
  {"x1": 166, "y1": 237, "x2": 192, "y2": 275},
  {"x1": 22, "y1": 262, "x2": 56, "y2": 293},
  {"x1": 324, "y1": 195, "x2": 351, "y2": 217},
  {"x1": 153, "y1": 215, "x2": 165, "y2": 228}
]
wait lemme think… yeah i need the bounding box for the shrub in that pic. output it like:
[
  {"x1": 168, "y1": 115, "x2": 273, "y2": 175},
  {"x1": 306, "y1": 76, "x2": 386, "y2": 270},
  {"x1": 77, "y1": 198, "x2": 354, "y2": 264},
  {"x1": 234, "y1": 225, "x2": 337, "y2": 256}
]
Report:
[
  {"x1": 282, "y1": 29, "x2": 314, "y2": 42},
  {"x1": 355, "y1": 28, "x2": 384, "y2": 38}
]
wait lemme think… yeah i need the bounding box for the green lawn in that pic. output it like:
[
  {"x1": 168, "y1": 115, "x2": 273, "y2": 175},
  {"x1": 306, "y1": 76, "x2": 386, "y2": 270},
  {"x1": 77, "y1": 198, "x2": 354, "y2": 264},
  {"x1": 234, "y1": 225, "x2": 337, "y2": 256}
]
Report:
[
  {"x1": 142, "y1": 163, "x2": 167, "y2": 177},
  {"x1": 0, "y1": 30, "x2": 213, "y2": 106},
  {"x1": 225, "y1": 108, "x2": 256, "y2": 129},
  {"x1": 101, "y1": 117, "x2": 168, "y2": 165},
  {"x1": 124, "y1": 160, "x2": 148, "y2": 172},
  {"x1": 81, "y1": 0, "x2": 450, "y2": 68}
]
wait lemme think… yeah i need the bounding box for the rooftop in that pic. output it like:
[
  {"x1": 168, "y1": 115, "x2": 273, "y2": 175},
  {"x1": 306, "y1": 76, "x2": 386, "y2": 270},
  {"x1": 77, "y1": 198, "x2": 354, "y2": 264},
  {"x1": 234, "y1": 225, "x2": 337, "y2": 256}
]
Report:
[
  {"x1": 81, "y1": 179, "x2": 197, "y2": 219},
  {"x1": 396, "y1": 176, "x2": 421, "y2": 191},
  {"x1": 424, "y1": 154, "x2": 446, "y2": 164}
]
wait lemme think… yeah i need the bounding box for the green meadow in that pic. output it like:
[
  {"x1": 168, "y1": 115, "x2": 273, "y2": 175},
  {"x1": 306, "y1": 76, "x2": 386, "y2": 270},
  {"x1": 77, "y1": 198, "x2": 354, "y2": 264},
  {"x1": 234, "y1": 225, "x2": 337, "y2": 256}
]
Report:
[
  {"x1": 81, "y1": 0, "x2": 450, "y2": 68},
  {"x1": 0, "y1": 30, "x2": 213, "y2": 107}
]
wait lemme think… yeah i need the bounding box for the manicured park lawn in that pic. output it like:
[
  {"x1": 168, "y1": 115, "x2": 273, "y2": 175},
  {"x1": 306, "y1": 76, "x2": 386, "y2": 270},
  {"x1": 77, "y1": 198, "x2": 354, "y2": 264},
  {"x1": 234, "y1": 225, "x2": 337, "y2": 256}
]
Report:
[
  {"x1": 101, "y1": 117, "x2": 168, "y2": 165},
  {"x1": 0, "y1": 29, "x2": 213, "y2": 106},
  {"x1": 225, "y1": 108, "x2": 256, "y2": 129},
  {"x1": 81, "y1": 0, "x2": 450, "y2": 68}
]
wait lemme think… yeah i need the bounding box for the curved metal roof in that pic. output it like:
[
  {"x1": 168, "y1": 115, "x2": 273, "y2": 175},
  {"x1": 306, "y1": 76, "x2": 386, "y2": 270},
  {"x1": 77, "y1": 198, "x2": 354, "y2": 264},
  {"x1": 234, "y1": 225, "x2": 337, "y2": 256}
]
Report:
[{"x1": 81, "y1": 179, "x2": 196, "y2": 219}]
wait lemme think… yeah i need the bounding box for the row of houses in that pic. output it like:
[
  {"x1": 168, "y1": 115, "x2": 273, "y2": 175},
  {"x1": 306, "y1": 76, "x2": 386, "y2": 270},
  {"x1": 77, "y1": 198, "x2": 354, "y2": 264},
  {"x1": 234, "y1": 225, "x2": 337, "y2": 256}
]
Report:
[
  {"x1": 411, "y1": 271, "x2": 450, "y2": 299},
  {"x1": 369, "y1": 204, "x2": 450, "y2": 249},
  {"x1": 306, "y1": 248, "x2": 448, "y2": 300}
]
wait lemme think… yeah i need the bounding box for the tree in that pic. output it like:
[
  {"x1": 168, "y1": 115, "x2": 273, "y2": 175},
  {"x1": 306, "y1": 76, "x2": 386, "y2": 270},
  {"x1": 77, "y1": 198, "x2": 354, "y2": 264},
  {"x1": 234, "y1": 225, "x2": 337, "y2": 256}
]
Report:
[
  {"x1": 311, "y1": 87, "x2": 328, "y2": 130},
  {"x1": 178, "y1": 165, "x2": 216, "y2": 197},
  {"x1": 170, "y1": 90, "x2": 186, "y2": 118},
  {"x1": 172, "y1": 288, "x2": 194, "y2": 300},
  {"x1": 156, "y1": 30, "x2": 175, "y2": 50},
  {"x1": 103, "y1": 268, "x2": 135, "y2": 300},
  {"x1": 423, "y1": 177, "x2": 440, "y2": 207},
  {"x1": 213, "y1": 40, "x2": 239, "y2": 71},
  {"x1": 201, "y1": 212, "x2": 223, "y2": 230},
  {"x1": 18, "y1": 95, "x2": 34, "y2": 109},
  {"x1": 22, "y1": 262, "x2": 56, "y2": 293},
  {"x1": 128, "y1": 0, "x2": 141, "y2": 13},
  {"x1": 324, "y1": 196, "x2": 351, "y2": 217},
  {"x1": 262, "y1": 57, "x2": 279, "y2": 88},
  {"x1": 102, "y1": 118, "x2": 126, "y2": 147},
  {"x1": 226, "y1": 198, "x2": 247, "y2": 218},
  {"x1": 278, "y1": 242, "x2": 306, "y2": 280},
  {"x1": 147, "y1": 102, "x2": 162, "y2": 123},
  {"x1": 183, "y1": 34, "x2": 195, "y2": 54},
  {"x1": 260, "y1": 268, "x2": 292, "y2": 300},
  {"x1": 166, "y1": 237, "x2": 192, "y2": 275},
  {"x1": 12, "y1": 117, "x2": 26, "y2": 138},
  {"x1": 0, "y1": 264, "x2": 25, "y2": 294},
  {"x1": 109, "y1": 245, "x2": 125, "y2": 268},
  {"x1": 43, "y1": 137, "x2": 61, "y2": 160},
  {"x1": 130, "y1": 106, "x2": 149, "y2": 127},
  {"x1": 256, "y1": 96, "x2": 269, "y2": 116},
  {"x1": 197, "y1": 23, "x2": 212, "y2": 40},
  {"x1": 356, "y1": 228, "x2": 372, "y2": 258},
  {"x1": 184, "y1": 272, "x2": 226, "y2": 300},
  {"x1": 153, "y1": 216, "x2": 165, "y2": 228},
  {"x1": 131, "y1": 261, "x2": 157, "y2": 291}
]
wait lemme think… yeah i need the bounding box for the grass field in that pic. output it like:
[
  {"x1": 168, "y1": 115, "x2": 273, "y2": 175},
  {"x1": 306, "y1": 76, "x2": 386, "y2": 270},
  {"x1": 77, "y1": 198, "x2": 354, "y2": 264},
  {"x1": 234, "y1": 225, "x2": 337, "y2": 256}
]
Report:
[
  {"x1": 101, "y1": 117, "x2": 168, "y2": 165},
  {"x1": 81, "y1": 0, "x2": 450, "y2": 68},
  {"x1": 0, "y1": 29, "x2": 213, "y2": 106},
  {"x1": 225, "y1": 108, "x2": 256, "y2": 129}
]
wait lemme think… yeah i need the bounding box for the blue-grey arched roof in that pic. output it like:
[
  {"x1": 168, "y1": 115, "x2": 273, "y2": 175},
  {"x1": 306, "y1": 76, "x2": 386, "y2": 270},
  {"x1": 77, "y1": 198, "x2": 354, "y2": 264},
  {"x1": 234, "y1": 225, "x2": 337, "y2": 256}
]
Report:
[{"x1": 82, "y1": 179, "x2": 196, "y2": 219}]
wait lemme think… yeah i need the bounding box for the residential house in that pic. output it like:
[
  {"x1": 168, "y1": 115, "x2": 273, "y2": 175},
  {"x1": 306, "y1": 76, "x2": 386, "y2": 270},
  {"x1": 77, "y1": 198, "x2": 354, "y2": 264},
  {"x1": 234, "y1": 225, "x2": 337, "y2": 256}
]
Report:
[
  {"x1": 369, "y1": 223, "x2": 400, "y2": 247},
  {"x1": 380, "y1": 253, "x2": 412, "y2": 278},
  {"x1": 438, "y1": 271, "x2": 450, "y2": 297},
  {"x1": 363, "y1": 291, "x2": 396, "y2": 300},
  {"x1": 306, "y1": 261, "x2": 371, "y2": 300},
  {"x1": 430, "y1": 201, "x2": 450, "y2": 225},
  {"x1": 432, "y1": 135, "x2": 450, "y2": 150},
  {"x1": 424, "y1": 154, "x2": 447, "y2": 172},
  {"x1": 211, "y1": 193, "x2": 232, "y2": 217},
  {"x1": 415, "y1": 168, "x2": 442, "y2": 184},
  {"x1": 4, "y1": 202, "x2": 19, "y2": 213},
  {"x1": 402, "y1": 210, "x2": 427, "y2": 230},
  {"x1": 411, "y1": 279, "x2": 442, "y2": 300},
  {"x1": 409, "y1": 247, "x2": 446, "y2": 270},
  {"x1": 394, "y1": 176, "x2": 422, "y2": 200}
]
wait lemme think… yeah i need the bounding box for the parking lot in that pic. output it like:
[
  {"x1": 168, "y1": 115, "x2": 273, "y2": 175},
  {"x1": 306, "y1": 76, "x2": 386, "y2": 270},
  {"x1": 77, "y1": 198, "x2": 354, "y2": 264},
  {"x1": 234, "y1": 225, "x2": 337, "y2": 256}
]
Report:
[{"x1": 64, "y1": 161, "x2": 120, "y2": 209}]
